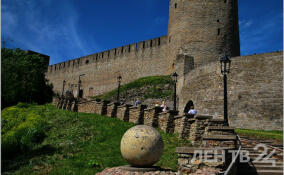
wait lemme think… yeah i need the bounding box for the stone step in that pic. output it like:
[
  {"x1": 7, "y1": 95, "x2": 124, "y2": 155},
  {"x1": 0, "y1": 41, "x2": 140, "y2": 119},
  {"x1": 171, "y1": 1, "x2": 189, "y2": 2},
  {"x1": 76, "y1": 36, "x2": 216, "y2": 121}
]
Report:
[
  {"x1": 241, "y1": 149, "x2": 260, "y2": 152},
  {"x1": 207, "y1": 126, "x2": 235, "y2": 131},
  {"x1": 259, "y1": 141, "x2": 274, "y2": 144},
  {"x1": 239, "y1": 165, "x2": 283, "y2": 170},
  {"x1": 251, "y1": 161, "x2": 283, "y2": 166},
  {"x1": 271, "y1": 144, "x2": 283, "y2": 147},
  {"x1": 202, "y1": 135, "x2": 236, "y2": 141},
  {"x1": 237, "y1": 169, "x2": 283, "y2": 175}
]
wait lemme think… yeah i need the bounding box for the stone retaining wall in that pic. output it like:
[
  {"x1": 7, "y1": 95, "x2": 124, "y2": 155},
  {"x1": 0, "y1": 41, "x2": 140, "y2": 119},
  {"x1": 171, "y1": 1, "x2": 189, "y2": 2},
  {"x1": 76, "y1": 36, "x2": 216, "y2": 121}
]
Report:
[{"x1": 54, "y1": 98, "x2": 228, "y2": 145}]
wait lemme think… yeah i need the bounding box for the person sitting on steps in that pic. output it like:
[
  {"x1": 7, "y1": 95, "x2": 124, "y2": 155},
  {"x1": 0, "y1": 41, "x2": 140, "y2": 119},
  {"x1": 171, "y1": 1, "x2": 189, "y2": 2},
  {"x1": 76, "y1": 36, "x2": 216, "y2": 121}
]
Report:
[{"x1": 188, "y1": 105, "x2": 197, "y2": 116}]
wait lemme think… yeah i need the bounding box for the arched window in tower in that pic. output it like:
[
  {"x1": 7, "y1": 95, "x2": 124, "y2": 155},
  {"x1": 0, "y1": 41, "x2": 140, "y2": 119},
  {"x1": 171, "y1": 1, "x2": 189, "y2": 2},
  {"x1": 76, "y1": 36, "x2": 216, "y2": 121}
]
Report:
[
  {"x1": 175, "y1": 3, "x2": 177, "y2": 8},
  {"x1": 171, "y1": 63, "x2": 175, "y2": 69}
]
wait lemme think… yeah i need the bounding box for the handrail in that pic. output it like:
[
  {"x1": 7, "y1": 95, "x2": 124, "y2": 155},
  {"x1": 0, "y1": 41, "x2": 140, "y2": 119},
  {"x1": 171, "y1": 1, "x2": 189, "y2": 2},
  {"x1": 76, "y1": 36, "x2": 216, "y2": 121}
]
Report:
[{"x1": 219, "y1": 135, "x2": 242, "y2": 175}]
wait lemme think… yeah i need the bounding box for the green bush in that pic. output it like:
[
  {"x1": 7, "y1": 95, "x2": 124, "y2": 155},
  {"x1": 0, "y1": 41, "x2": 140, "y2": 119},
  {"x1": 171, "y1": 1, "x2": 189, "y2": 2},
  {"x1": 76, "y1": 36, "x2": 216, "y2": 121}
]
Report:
[{"x1": 2, "y1": 104, "x2": 47, "y2": 158}]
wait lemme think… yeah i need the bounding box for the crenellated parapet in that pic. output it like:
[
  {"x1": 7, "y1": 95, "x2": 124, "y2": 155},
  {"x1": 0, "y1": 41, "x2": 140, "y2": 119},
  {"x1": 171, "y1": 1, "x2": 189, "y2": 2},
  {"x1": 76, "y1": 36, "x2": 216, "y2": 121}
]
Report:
[{"x1": 47, "y1": 36, "x2": 168, "y2": 74}]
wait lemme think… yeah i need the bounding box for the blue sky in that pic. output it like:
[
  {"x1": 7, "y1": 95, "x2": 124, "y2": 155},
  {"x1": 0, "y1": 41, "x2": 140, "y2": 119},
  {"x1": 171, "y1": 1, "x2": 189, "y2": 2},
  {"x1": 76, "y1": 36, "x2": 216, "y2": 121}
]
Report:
[{"x1": 2, "y1": 0, "x2": 283, "y2": 65}]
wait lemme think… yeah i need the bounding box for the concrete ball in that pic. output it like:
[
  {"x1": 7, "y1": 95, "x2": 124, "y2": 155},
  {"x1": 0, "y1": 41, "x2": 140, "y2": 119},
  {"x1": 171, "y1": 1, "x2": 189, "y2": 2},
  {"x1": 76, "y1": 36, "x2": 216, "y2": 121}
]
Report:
[{"x1": 120, "y1": 125, "x2": 164, "y2": 167}]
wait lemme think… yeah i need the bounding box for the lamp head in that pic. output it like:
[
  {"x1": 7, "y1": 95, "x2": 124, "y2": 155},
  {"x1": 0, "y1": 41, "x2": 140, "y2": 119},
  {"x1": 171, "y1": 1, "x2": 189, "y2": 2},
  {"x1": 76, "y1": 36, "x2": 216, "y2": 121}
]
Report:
[
  {"x1": 172, "y1": 72, "x2": 178, "y2": 82},
  {"x1": 220, "y1": 54, "x2": 231, "y2": 74}
]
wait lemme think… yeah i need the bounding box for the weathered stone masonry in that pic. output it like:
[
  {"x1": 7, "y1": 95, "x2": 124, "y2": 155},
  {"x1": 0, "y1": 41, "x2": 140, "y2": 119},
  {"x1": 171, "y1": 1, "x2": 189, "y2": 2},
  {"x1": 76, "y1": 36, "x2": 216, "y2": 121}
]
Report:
[
  {"x1": 46, "y1": 0, "x2": 282, "y2": 131},
  {"x1": 46, "y1": 0, "x2": 240, "y2": 98},
  {"x1": 55, "y1": 99, "x2": 229, "y2": 147}
]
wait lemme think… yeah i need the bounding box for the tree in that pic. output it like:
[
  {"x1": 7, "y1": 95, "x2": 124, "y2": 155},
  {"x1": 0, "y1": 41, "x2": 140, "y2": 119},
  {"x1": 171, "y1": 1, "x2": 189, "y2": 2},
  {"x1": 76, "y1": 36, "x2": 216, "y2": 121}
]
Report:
[{"x1": 1, "y1": 48, "x2": 54, "y2": 109}]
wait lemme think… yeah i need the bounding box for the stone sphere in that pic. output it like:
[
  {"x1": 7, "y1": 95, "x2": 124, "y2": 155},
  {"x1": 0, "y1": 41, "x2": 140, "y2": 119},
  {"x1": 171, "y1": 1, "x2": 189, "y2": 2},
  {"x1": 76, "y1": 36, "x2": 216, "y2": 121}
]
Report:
[{"x1": 120, "y1": 125, "x2": 164, "y2": 167}]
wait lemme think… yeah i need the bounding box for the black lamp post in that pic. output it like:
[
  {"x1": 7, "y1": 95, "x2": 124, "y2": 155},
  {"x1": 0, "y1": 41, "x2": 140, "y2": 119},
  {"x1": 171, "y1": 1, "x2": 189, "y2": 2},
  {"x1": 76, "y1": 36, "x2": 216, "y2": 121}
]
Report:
[
  {"x1": 117, "y1": 75, "x2": 122, "y2": 104},
  {"x1": 220, "y1": 55, "x2": 231, "y2": 126},
  {"x1": 62, "y1": 80, "x2": 66, "y2": 96},
  {"x1": 78, "y1": 74, "x2": 86, "y2": 101},
  {"x1": 172, "y1": 72, "x2": 178, "y2": 111}
]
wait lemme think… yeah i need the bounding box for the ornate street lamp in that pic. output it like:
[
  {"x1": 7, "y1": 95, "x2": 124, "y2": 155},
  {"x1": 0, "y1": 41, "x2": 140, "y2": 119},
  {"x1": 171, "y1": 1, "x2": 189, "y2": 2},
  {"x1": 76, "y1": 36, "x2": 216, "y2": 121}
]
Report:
[
  {"x1": 117, "y1": 75, "x2": 122, "y2": 104},
  {"x1": 172, "y1": 72, "x2": 178, "y2": 111},
  {"x1": 220, "y1": 54, "x2": 231, "y2": 126},
  {"x1": 62, "y1": 80, "x2": 66, "y2": 96},
  {"x1": 77, "y1": 74, "x2": 86, "y2": 101}
]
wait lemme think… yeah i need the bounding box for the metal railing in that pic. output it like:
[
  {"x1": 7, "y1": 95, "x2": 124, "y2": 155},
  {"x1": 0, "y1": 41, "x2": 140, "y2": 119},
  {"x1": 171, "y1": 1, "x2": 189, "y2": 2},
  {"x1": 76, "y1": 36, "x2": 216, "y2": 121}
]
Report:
[{"x1": 219, "y1": 135, "x2": 242, "y2": 175}]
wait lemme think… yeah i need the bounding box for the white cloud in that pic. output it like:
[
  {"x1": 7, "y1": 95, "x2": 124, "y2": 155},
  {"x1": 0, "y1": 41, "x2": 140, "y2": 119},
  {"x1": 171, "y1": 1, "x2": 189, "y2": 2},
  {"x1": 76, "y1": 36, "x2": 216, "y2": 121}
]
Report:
[{"x1": 2, "y1": 0, "x2": 101, "y2": 64}]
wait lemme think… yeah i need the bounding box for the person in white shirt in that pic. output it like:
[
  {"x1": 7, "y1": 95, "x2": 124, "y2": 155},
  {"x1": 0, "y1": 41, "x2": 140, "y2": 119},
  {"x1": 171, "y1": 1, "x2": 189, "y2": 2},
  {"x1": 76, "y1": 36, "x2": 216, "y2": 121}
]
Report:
[
  {"x1": 160, "y1": 101, "x2": 167, "y2": 112},
  {"x1": 188, "y1": 105, "x2": 197, "y2": 115}
]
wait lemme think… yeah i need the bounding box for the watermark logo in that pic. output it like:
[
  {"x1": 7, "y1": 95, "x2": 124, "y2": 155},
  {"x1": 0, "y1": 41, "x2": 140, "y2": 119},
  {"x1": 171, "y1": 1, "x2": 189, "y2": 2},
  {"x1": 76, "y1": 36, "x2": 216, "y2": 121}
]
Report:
[{"x1": 191, "y1": 144, "x2": 277, "y2": 166}]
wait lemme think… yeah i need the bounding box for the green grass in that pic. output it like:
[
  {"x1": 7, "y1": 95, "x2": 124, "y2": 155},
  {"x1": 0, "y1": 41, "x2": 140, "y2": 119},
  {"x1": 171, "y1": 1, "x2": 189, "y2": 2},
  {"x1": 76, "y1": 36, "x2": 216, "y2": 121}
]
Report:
[
  {"x1": 94, "y1": 75, "x2": 174, "y2": 100},
  {"x1": 235, "y1": 128, "x2": 283, "y2": 141},
  {"x1": 2, "y1": 104, "x2": 191, "y2": 175}
]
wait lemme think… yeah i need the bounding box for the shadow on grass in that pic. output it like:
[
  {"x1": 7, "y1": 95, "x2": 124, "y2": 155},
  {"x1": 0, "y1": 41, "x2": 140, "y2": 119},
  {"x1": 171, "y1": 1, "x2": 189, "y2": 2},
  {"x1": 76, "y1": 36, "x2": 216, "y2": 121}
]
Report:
[{"x1": 2, "y1": 144, "x2": 57, "y2": 173}]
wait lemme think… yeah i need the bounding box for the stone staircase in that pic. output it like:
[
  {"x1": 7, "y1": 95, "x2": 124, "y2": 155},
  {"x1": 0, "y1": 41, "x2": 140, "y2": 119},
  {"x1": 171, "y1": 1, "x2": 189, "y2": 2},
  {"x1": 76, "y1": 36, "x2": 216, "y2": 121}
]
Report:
[
  {"x1": 202, "y1": 125, "x2": 237, "y2": 148},
  {"x1": 237, "y1": 138, "x2": 283, "y2": 175}
]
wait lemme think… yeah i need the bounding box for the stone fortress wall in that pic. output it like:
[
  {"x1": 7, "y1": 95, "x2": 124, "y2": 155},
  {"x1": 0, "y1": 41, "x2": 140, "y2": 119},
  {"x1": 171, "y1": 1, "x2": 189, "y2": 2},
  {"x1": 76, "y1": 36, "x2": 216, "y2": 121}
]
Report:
[
  {"x1": 177, "y1": 51, "x2": 283, "y2": 130},
  {"x1": 46, "y1": 0, "x2": 283, "y2": 130},
  {"x1": 46, "y1": 0, "x2": 241, "y2": 98},
  {"x1": 46, "y1": 36, "x2": 168, "y2": 97}
]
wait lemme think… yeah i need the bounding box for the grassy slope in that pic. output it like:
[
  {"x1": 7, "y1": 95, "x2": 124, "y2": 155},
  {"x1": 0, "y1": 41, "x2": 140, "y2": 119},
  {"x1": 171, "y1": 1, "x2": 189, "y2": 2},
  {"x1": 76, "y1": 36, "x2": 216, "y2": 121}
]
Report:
[
  {"x1": 2, "y1": 104, "x2": 190, "y2": 175},
  {"x1": 94, "y1": 75, "x2": 174, "y2": 100},
  {"x1": 235, "y1": 128, "x2": 283, "y2": 141}
]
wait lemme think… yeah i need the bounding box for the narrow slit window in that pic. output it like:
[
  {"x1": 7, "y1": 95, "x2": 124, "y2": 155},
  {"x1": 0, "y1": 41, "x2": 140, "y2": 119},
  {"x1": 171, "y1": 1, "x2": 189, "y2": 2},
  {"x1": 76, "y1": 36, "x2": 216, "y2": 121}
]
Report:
[
  {"x1": 150, "y1": 40, "x2": 153, "y2": 47},
  {"x1": 224, "y1": 0, "x2": 227, "y2": 3},
  {"x1": 102, "y1": 53, "x2": 104, "y2": 58},
  {"x1": 158, "y1": 38, "x2": 161, "y2": 45},
  {"x1": 121, "y1": 47, "x2": 124, "y2": 53},
  {"x1": 128, "y1": 45, "x2": 131, "y2": 52},
  {"x1": 136, "y1": 43, "x2": 138, "y2": 51},
  {"x1": 115, "y1": 49, "x2": 117, "y2": 55},
  {"x1": 96, "y1": 54, "x2": 98, "y2": 60},
  {"x1": 108, "y1": 51, "x2": 110, "y2": 57},
  {"x1": 175, "y1": 3, "x2": 177, "y2": 8},
  {"x1": 143, "y1": 41, "x2": 145, "y2": 49},
  {"x1": 218, "y1": 28, "x2": 220, "y2": 35},
  {"x1": 169, "y1": 37, "x2": 171, "y2": 43}
]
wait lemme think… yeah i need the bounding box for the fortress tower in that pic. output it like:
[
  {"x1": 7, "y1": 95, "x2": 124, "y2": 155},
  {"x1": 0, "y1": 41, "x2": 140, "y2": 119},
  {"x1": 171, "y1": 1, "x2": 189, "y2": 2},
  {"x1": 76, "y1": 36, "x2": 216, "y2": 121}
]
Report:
[
  {"x1": 167, "y1": 0, "x2": 240, "y2": 73},
  {"x1": 47, "y1": 0, "x2": 241, "y2": 98}
]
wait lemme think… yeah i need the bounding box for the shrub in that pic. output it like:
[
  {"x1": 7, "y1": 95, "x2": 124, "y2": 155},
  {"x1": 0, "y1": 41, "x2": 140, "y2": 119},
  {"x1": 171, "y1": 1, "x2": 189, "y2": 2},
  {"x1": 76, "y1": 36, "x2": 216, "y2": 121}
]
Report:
[{"x1": 2, "y1": 105, "x2": 47, "y2": 158}]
